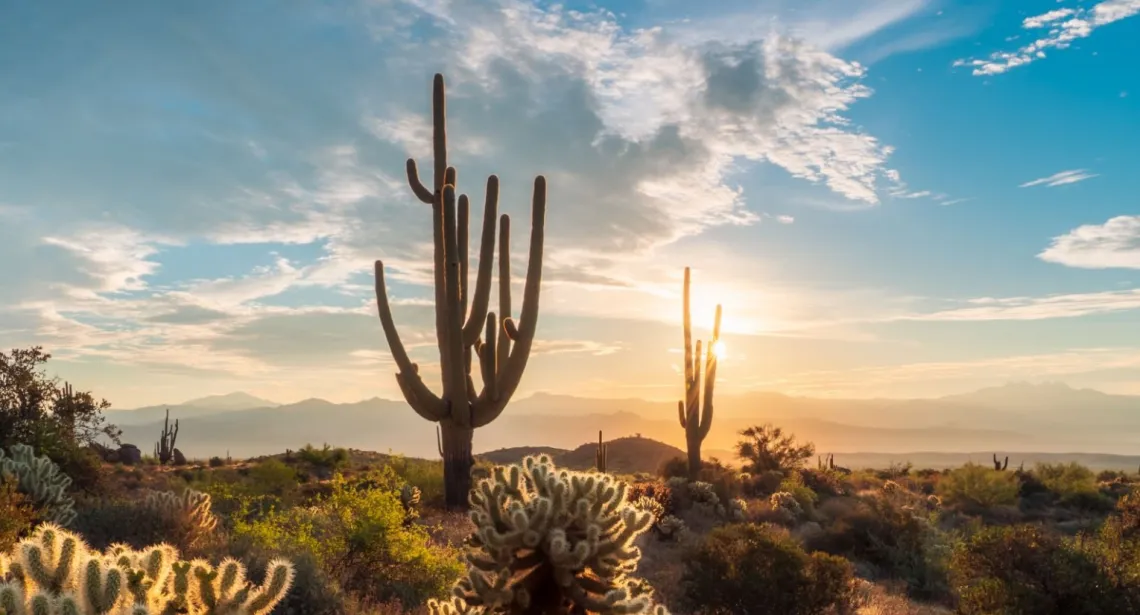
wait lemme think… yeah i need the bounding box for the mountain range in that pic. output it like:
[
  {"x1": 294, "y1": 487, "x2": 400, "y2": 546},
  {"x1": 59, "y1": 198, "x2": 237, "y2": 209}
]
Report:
[{"x1": 101, "y1": 382, "x2": 1140, "y2": 469}]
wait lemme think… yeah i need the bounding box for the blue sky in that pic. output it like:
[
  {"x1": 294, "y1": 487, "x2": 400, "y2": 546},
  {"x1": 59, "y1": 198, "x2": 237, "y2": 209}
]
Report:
[{"x1": 2, "y1": 0, "x2": 1139, "y2": 408}]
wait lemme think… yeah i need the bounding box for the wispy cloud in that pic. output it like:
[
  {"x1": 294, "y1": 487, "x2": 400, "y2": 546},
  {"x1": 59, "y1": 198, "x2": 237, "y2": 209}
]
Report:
[
  {"x1": 907, "y1": 289, "x2": 1140, "y2": 322},
  {"x1": 1039, "y1": 216, "x2": 1140, "y2": 269},
  {"x1": 954, "y1": 0, "x2": 1140, "y2": 76},
  {"x1": 1019, "y1": 169, "x2": 1099, "y2": 188}
]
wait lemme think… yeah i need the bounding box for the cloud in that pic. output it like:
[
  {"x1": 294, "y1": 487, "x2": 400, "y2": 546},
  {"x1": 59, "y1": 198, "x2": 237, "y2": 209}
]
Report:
[
  {"x1": 1019, "y1": 169, "x2": 1099, "y2": 188},
  {"x1": 1038, "y1": 216, "x2": 1140, "y2": 269},
  {"x1": 907, "y1": 289, "x2": 1140, "y2": 322},
  {"x1": 954, "y1": 0, "x2": 1140, "y2": 76}
]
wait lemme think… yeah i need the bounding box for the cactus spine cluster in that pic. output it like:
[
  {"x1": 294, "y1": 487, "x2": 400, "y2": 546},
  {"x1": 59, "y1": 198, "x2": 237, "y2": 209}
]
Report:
[
  {"x1": 427, "y1": 455, "x2": 669, "y2": 615},
  {"x1": 595, "y1": 431, "x2": 607, "y2": 474},
  {"x1": 676, "y1": 267, "x2": 722, "y2": 481},
  {"x1": 374, "y1": 73, "x2": 548, "y2": 509},
  {"x1": 0, "y1": 444, "x2": 76, "y2": 527},
  {"x1": 153, "y1": 410, "x2": 178, "y2": 466},
  {"x1": 0, "y1": 523, "x2": 293, "y2": 614}
]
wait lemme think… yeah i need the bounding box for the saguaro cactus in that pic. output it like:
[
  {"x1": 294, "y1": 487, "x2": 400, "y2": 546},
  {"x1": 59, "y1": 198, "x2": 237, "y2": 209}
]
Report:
[
  {"x1": 374, "y1": 73, "x2": 547, "y2": 509},
  {"x1": 596, "y1": 430, "x2": 608, "y2": 473},
  {"x1": 154, "y1": 408, "x2": 179, "y2": 465},
  {"x1": 677, "y1": 267, "x2": 722, "y2": 481},
  {"x1": 993, "y1": 454, "x2": 1009, "y2": 471}
]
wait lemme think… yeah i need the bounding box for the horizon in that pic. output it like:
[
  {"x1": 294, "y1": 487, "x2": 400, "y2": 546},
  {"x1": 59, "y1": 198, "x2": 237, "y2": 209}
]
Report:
[
  {"x1": 2, "y1": 1, "x2": 1140, "y2": 410},
  {"x1": 108, "y1": 378, "x2": 1120, "y2": 412}
]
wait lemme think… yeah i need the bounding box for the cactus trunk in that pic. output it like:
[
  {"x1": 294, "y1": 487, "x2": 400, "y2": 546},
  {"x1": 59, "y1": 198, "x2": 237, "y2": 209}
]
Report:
[
  {"x1": 438, "y1": 421, "x2": 474, "y2": 507},
  {"x1": 677, "y1": 267, "x2": 722, "y2": 482},
  {"x1": 375, "y1": 73, "x2": 547, "y2": 509}
]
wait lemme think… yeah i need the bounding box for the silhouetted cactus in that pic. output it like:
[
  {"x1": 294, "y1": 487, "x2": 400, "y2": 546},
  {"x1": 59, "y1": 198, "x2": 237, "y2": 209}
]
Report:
[
  {"x1": 993, "y1": 454, "x2": 1009, "y2": 471},
  {"x1": 0, "y1": 522, "x2": 293, "y2": 614},
  {"x1": 596, "y1": 430, "x2": 608, "y2": 473},
  {"x1": 677, "y1": 267, "x2": 722, "y2": 481},
  {"x1": 0, "y1": 444, "x2": 76, "y2": 527},
  {"x1": 154, "y1": 409, "x2": 179, "y2": 466},
  {"x1": 427, "y1": 455, "x2": 669, "y2": 614},
  {"x1": 374, "y1": 73, "x2": 548, "y2": 509}
]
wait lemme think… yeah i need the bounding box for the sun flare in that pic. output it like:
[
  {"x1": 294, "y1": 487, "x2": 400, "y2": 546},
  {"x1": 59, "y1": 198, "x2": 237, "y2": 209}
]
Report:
[{"x1": 711, "y1": 340, "x2": 727, "y2": 360}]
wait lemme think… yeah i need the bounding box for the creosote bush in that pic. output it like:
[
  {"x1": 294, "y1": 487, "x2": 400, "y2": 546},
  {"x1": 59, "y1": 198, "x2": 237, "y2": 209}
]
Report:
[
  {"x1": 429, "y1": 454, "x2": 669, "y2": 614},
  {"x1": 679, "y1": 522, "x2": 853, "y2": 615},
  {"x1": 935, "y1": 463, "x2": 1019, "y2": 511}
]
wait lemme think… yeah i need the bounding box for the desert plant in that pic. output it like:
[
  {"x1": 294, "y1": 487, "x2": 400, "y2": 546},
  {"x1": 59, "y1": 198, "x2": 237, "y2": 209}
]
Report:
[
  {"x1": 0, "y1": 477, "x2": 35, "y2": 551},
  {"x1": 656, "y1": 515, "x2": 687, "y2": 542},
  {"x1": 950, "y1": 524, "x2": 1129, "y2": 614},
  {"x1": 297, "y1": 443, "x2": 349, "y2": 472},
  {"x1": 373, "y1": 73, "x2": 549, "y2": 510},
  {"x1": 676, "y1": 267, "x2": 722, "y2": 481},
  {"x1": 595, "y1": 430, "x2": 608, "y2": 474},
  {"x1": 936, "y1": 463, "x2": 1019, "y2": 510},
  {"x1": 679, "y1": 523, "x2": 854, "y2": 615},
  {"x1": 141, "y1": 488, "x2": 219, "y2": 551},
  {"x1": 735, "y1": 424, "x2": 814, "y2": 475},
  {"x1": 1034, "y1": 462, "x2": 1099, "y2": 502},
  {"x1": 0, "y1": 443, "x2": 76, "y2": 526},
  {"x1": 428, "y1": 454, "x2": 668, "y2": 614},
  {"x1": 0, "y1": 522, "x2": 293, "y2": 614},
  {"x1": 153, "y1": 408, "x2": 179, "y2": 466}
]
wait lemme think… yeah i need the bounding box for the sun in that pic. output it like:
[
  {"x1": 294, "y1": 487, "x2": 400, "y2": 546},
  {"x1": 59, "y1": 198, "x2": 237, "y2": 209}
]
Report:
[{"x1": 711, "y1": 340, "x2": 727, "y2": 360}]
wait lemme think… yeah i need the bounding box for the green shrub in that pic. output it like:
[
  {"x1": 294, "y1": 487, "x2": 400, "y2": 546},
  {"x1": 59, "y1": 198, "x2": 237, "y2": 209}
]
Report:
[
  {"x1": 680, "y1": 523, "x2": 854, "y2": 615},
  {"x1": 385, "y1": 454, "x2": 446, "y2": 509},
  {"x1": 950, "y1": 524, "x2": 1130, "y2": 614},
  {"x1": 297, "y1": 443, "x2": 349, "y2": 472},
  {"x1": 808, "y1": 493, "x2": 950, "y2": 601},
  {"x1": 1034, "y1": 462, "x2": 1099, "y2": 502},
  {"x1": 208, "y1": 455, "x2": 225, "y2": 467},
  {"x1": 936, "y1": 463, "x2": 1019, "y2": 510},
  {"x1": 233, "y1": 466, "x2": 461, "y2": 609}
]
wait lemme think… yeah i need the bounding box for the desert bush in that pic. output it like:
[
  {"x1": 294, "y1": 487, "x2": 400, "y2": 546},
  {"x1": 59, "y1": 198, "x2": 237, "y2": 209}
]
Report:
[
  {"x1": 0, "y1": 476, "x2": 35, "y2": 551},
  {"x1": 799, "y1": 467, "x2": 845, "y2": 497},
  {"x1": 936, "y1": 463, "x2": 1019, "y2": 511},
  {"x1": 679, "y1": 523, "x2": 854, "y2": 615},
  {"x1": 234, "y1": 466, "x2": 461, "y2": 609},
  {"x1": 72, "y1": 488, "x2": 221, "y2": 555},
  {"x1": 950, "y1": 524, "x2": 1131, "y2": 614},
  {"x1": 297, "y1": 443, "x2": 350, "y2": 472},
  {"x1": 741, "y1": 469, "x2": 786, "y2": 497},
  {"x1": 659, "y1": 456, "x2": 688, "y2": 480},
  {"x1": 735, "y1": 424, "x2": 815, "y2": 474},
  {"x1": 1035, "y1": 462, "x2": 1097, "y2": 495},
  {"x1": 386, "y1": 454, "x2": 446, "y2": 509},
  {"x1": 778, "y1": 471, "x2": 818, "y2": 516},
  {"x1": 808, "y1": 493, "x2": 951, "y2": 601},
  {"x1": 208, "y1": 455, "x2": 226, "y2": 467}
]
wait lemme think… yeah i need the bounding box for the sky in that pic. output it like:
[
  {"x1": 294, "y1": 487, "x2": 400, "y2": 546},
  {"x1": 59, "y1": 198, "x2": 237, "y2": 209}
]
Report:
[{"x1": 1, "y1": 0, "x2": 1139, "y2": 409}]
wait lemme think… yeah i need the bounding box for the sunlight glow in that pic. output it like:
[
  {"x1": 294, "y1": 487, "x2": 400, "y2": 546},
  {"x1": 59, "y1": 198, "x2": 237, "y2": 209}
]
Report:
[{"x1": 711, "y1": 340, "x2": 727, "y2": 360}]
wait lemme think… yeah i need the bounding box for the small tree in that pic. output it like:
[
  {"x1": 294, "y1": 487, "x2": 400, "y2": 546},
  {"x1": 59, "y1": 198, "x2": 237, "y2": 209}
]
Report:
[{"x1": 735, "y1": 424, "x2": 814, "y2": 475}]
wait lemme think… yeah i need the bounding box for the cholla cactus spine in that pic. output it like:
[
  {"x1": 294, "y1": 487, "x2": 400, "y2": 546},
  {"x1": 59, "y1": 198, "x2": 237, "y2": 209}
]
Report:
[
  {"x1": 428, "y1": 454, "x2": 669, "y2": 614},
  {"x1": 0, "y1": 444, "x2": 77, "y2": 527}
]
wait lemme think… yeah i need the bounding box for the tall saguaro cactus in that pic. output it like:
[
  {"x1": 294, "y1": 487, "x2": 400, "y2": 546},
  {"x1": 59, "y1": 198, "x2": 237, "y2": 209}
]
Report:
[
  {"x1": 154, "y1": 408, "x2": 178, "y2": 465},
  {"x1": 677, "y1": 267, "x2": 722, "y2": 481},
  {"x1": 374, "y1": 73, "x2": 547, "y2": 509}
]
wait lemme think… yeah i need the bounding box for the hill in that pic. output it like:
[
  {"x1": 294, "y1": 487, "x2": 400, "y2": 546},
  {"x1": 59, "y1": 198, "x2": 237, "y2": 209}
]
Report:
[{"x1": 478, "y1": 436, "x2": 684, "y2": 474}]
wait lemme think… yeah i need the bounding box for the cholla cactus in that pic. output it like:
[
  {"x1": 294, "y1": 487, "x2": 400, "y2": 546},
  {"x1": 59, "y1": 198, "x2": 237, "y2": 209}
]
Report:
[
  {"x1": 631, "y1": 497, "x2": 665, "y2": 524},
  {"x1": 882, "y1": 480, "x2": 902, "y2": 495},
  {"x1": 0, "y1": 443, "x2": 76, "y2": 526},
  {"x1": 141, "y1": 488, "x2": 219, "y2": 549},
  {"x1": 686, "y1": 482, "x2": 718, "y2": 506},
  {"x1": 655, "y1": 516, "x2": 686, "y2": 542},
  {"x1": 725, "y1": 498, "x2": 748, "y2": 522},
  {"x1": 400, "y1": 484, "x2": 423, "y2": 524},
  {"x1": 769, "y1": 491, "x2": 803, "y2": 517},
  {"x1": 0, "y1": 522, "x2": 294, "y2": 614},
  {"x1": 427, "y1": 454, "x2": 669, "y2": 615}
]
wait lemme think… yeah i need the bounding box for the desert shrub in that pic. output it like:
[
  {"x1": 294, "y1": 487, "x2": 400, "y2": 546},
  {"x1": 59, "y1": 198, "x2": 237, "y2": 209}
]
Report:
[
  {"x1": 808, "y1": 493, "x2": 950, "y2": 601},
  {"x1": 0, "y1": 476, "x2": 35, "y2": 550},
  {"x1": 735, "y1": 424, "x2": 815, "y2": 474},
  {"x1": 297, "y1": 443, "x2": 350, "y2": 472},
  {"x1": 950, "y1": 524, "x2": 1130, "y2": 614},
  {"x1": 741, "y1": 469, "x2": 786, "y2": 498},
  {"x1": 936, "y1": 463, "x2": 1019, "y2": 510},
  {"x1": 799, "y1": 467, "x2": 845, "y2": 497},
  {"x1": 208, "y1": 455, "x2": 226, "y2": 467},
  {"x1": 659, "y1": 456, "x2": 688, "y2": 479},
  {"x1": 696, "y1": 458, "x2": 744, "y2": 503},
  {"x1": 679, "y1": 523, "x2": 854, "y2": 615},
  {"x1": 234, "y1": 466, "x2": 461, "y2": 609},
  {"x1": 778, "y1": 471, "x2": 818, "y2": 516},
  {"x1": 71, "y1": 488, "x2": 221, "y2": 556},
  {"x1": 1033, "y1": 462, "x2": 1102, "y2": 508}
]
